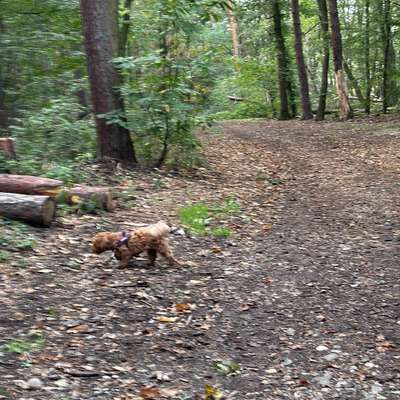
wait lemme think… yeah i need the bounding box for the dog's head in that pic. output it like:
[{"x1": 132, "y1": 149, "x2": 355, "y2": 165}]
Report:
[{"x1": 91, "y1": 232, "x2": 123, "y2": 254}]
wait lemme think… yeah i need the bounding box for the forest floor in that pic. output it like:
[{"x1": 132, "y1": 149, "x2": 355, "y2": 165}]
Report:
[{"x1": 1, "y1": 116, "x2": 400, "y2": 400}]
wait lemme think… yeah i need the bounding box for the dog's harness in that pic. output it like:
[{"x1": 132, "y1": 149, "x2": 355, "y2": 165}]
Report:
[{"x1": 112, "y1": 231, "x2": 131, "y2": 250}]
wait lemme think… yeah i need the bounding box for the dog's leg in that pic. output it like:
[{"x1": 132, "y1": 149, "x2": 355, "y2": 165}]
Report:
[
  {"x1": 158, "y1": 239, "x2": 180, "y2": 266},
  {"x1": 117, "y1": 252, "x2": 132, "y2": 269},
  {"x1": 147, "y1": 249, "x2": 157, "y2": 266}
]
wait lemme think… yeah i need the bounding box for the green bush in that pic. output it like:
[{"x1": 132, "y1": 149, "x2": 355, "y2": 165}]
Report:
[
  {"x1": 2, "y1": 94, "x2": 95, "y2": 184},
  {"x1": 9, "y1": 96, "x2": 95, "y2": 161},
  {"x1": 209, "y1": 57, "x2": 278, "y2": 120}
]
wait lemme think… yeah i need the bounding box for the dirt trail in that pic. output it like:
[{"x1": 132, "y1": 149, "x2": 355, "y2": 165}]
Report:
[{"x1": 1, "y1": 118, "x2": 399, "y2": 399}]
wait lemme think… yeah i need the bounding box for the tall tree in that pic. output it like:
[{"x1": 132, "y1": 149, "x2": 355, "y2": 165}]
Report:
[
  {"x1": 291, "y1": 0, "x2": 313, "y2": 120},
  {"x1": 364, "y1": 0, "x2": 371, "y2": 114},
  {"x1": 80, "y1": 0, "x2": 137, "y2": 163},
  {"x1": 327, "y1": 0, "x2": 352, "y2": 120},
  {"x1": 119, "y1": 0, "x2": 133, "y2": 57},
  {"x1": 381, "y1": 0, "x2": 397, "y2": 113},
  {"x1": 271, "y1": 0, "x2": 294, "y2": 120},
  {"x1": 227, "y1": 1, "x2": 241, "y2": 70},
  {"x1": 315, "y1": 0, "x2": 330, "y2": 121}
]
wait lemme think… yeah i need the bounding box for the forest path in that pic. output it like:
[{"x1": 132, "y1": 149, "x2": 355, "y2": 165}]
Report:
[{"x1": 1, "y1": 117, "x2": 400, "y2": 399}]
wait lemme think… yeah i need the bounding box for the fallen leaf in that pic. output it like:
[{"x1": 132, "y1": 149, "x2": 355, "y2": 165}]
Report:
[
  {"x1": 204, "y1": 384, "x2": 225, "y2": 400},
  {"x1": 139, "y1": 387, "x2": 161, "y2": 399},
  {"x1": 156, "y1": 316, "x2": 179, "y2": 323},
  {"x1": 70, "y1": 195, "x2": 81, "y2": 204},
  {"x1": 66, "y1": 324, "x2": 91, "y2": 334},
  {"x1": 174, "y1": 303, "x2": 191, "y2": 312},
  {"x1": 139, "y1": 387, "x2": 179, "y2": 399}
]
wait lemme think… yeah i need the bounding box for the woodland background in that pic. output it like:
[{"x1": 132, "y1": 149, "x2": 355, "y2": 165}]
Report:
[{"x1": 0, "y1": 0, "x2": 398, "y2": 174}]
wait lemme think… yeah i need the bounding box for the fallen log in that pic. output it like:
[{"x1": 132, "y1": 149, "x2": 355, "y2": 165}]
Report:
[
  {"x1": 67, "y1": 185, "x2": 115, "y2": 211},
  {"x1": 0, "y1": 192, "x2": 56, "y2": 226},
  {"x1": 0, "y1": 174, "x2": 63, "y2": 196},
  {"x1": 0, "y1": 138, "x2": 16, "y2": 159}
]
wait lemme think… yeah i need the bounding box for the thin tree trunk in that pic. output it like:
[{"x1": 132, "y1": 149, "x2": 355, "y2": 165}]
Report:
[
  {"x1": 291, "y1": 0, "x2": 313, "y2": 120},
  {"x1": 364, "y1": 0, "x2": 371, "y2": 113},
  {"x1": 271, "y1": 0, "x2": 291, "y2": 120},
  {"x1": 316, "y1": 0, "x2": 330, "y2": 121},
  {"x1": 382, "y1": 0, "x2": 394, "y2": 113},
  {"x1": 80, "y1": 0, "x2": 137, "y2": 164},
  {"x1": 327, "y1": 0, "x2": 352, "y2": 120},
  {"x1": 118, "y1": 0, "x2": 132, "y2": 57},
  {"x1": 343, "y1": 61, "x2": 365, "y2": 105},
  {"x1": 227, "y1": 1, "x2": 241, "y2": 71},
  {"x1": 0, "y1": 13, "x2": 9, "y2": 128}
]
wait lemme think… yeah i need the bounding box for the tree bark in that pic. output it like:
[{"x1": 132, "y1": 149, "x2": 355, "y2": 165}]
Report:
[
  {"x1": 0, "y1": 175, "x2": 63, "y2": 196},
  {"x1": 327, "y1": 0, "x2": 352, "y2": 120},
  {"x1": 227, "y1": 1, "x2": 241, "y2": 71},
  {"x1": 291, "y1": 0, "x2": 313, "y2": 120},
  {"x1": 382, "y1": 0, "x2": 396, "y2": 113},
  {"x1": 118, "y1": 0, "x2": 132, "y2": 57},
  {"x1": 271, "y1": 0, "x2": 292, "y2": 120},
  {"x1": 80, "y1": 0, "x2": 137, "y2": 163},
  {"x1": 315, "y1": 0, "x2": 330, "y2": 121},
  {"x1": 364, "y1": 0, "x2": 371, "y2": 114},
  {"x1": 0, "y1": 138, "x2": 16, "y2": 159},
  {"x1": 67, "y1": 185, "x2": 115, "y2": 211},
  {"x1": 0, "y1": 192, "x2": 56, "y2": 226}
]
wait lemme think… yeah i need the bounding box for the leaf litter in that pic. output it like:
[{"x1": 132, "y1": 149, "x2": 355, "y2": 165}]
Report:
[{"x1": 1, "y1": 116, "x2": 400, "y2": 399}]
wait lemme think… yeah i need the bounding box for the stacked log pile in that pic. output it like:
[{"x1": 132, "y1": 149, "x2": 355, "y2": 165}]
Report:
[
  {"x1": 0, "y1": 141, "x2": 116, "y2": 226},
  {"x1": 0, "y1": 175, "x2": 116, "y2": 226}
]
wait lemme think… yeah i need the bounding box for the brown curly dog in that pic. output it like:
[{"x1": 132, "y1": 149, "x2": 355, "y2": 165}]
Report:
[{"x1": 91, "y1": 221, "x2": 180, "y2": 268}]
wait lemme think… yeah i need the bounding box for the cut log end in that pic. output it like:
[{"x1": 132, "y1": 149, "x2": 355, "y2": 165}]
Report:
[
  {"x1": 41, "y1": 198, "x2": 57, "y2": 226},
  {"x1": 0, "y1": 192, "x2": 56, "y2": 226},
  {"x1": 67, "y1": 186, "x2": 115, "y2": 211}
]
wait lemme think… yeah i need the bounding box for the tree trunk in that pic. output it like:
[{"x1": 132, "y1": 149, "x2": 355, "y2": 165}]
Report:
[
  {"x1": 271, "y1": 0, "x2": 292, "y2": 120},
  {"x1": 315, "y1": 0, "x2": 330, "y2": 121},
  {"x1": 0, "y1": 138, "x2": 16, "y2": 159},
  {"x1": 327, "y1": 0, "x2": 352, "y2": 120},
  {"x1": 0, "y1": 192, "x2": 56, "y2": 226},
  {"x1": 227, "y1": 1, "x2": 241, "y2": 71},
  {"x1": 343, "y1": 61, "x2": 365, "y2": 105},
  {"x1": 364, "y1": 0, "x2": 371, "y2": 114},
  {"x1": 0, "y1": 175, "x2": 63, "y2": 196},
  {"x1": 382, "y1": 0, "x2": 396, "y2": 113},
  {"x1": 118, "y1": 0, "x2": 132, "y2": 57},
  {"x1": 291, "y1": 0, "x2": 313, "y2": 120},
  {"x1": 80, "y1": 0, "x2": 137, "y2": 164}
]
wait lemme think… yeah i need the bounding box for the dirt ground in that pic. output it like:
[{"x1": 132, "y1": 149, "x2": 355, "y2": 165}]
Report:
[{"x1": 1, "y1": 117, "x2": 399, "y2": 400}]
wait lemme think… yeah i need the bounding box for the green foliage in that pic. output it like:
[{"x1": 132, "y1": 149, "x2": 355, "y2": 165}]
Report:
[
  {"x1": 1, "y1": 92, "x2": 94, "y2": 183},
  {"x1": 210, "y1": 57, "x2": 278, "y2": 119},
  {"x1": 0, "y1": 219, "x2": 37, "y2": 251},
  {"x1": 3, "y1": 332, "x2": 45, "y2": 355},
  {"x1": 179, "y1": 203, "x2": 210, "y2": 235},
  {"x1": 56, "y1": 196, "x2": 105, "y2": 216},
  {"x1": 209, "y1": 227, "x2": 232, "y2": 238},
  {"x1": 178, "y1": 198, "x2": 240, "y2": 237},
  {"x1": 210, "y1": 199, "x2": 241, "y2": 214},
  {"x1": 0, "y1": 250, "x2": 11, "y2": 262},
  {"x1": 112, "y1": 0, "x2": 233, "y2": 167},
  {"x1": 9, "y1": 94, "x2": 95, "y2": 160}
]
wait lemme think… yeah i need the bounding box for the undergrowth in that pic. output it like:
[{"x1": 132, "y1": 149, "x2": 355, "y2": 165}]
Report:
[
  {"x1": 0, "y1": 219, "x2": 37, "y2": 252},
  {"x1": 178, "y1": 199, "x2": 240, "y2": 237}
]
